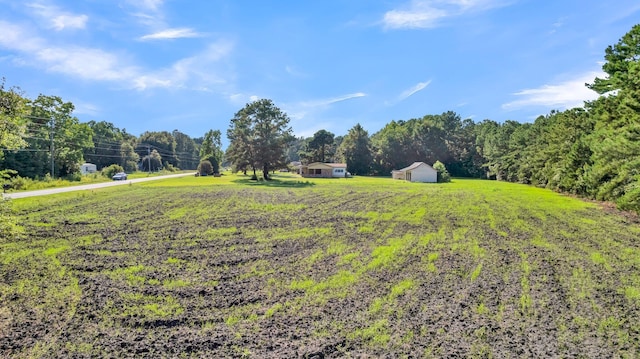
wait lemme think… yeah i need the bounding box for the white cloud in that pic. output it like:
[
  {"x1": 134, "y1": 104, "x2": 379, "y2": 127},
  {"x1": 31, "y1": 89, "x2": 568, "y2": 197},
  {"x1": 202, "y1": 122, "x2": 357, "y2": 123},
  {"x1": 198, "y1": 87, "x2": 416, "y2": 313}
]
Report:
[
  {"x1": 382, "y1": 0, "x2": 511, "y2": 29},
  {"x1": 139, "y1": 28, "x2": 203, "y2": 40},
  {"x1": 72, "y1": 102, "x2": 100, "y2": 116},
  {"x1": 502, "y1": 71, "x2": 603, "y2": 110},
  {"x1": 0, "y1": 20, "x2": 44, "y2": 52},
  {"x1": 299, "y1": 92, "x2": 367, "y2": 108},
  {"x1": 38, "y1": 47, "x2": 138, "y2": 81},
  {"x1": 132, "y1": 40, "x2": 234, "y2": 90},
  {"x1": 27, "y1": 3, "x2": 88, "y2": 31},
  {"x1": 285, "y1": 65, "x2": 309, "y2": 78},
  {"x1": 0, "y1": 20, "x2": 233, "y2": 92},
  {"x1": 128, "y1": 0, "x2": 164, "y2": 12},
  {"x1": 125, "y1": 0, "x2": 166, "y2": 28},
  {"x1": 397, "y1": 80, "x2": 431, "y2": 102},
  {"x1": 0, "y1": 21, "x2": 136, "y2": 81}
]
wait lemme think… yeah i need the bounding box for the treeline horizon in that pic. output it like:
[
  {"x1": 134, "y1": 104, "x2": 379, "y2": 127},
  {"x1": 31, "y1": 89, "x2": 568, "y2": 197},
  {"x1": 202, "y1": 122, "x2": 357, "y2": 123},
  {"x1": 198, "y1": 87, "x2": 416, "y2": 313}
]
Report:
[{"x1": 1, "y1": 24, "x2": 639, "y2": 211}]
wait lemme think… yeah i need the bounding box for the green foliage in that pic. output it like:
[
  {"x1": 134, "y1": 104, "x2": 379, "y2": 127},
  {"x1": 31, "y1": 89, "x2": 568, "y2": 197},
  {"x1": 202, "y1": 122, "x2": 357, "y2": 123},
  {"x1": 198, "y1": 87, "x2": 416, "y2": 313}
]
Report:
[
  {"x1": 433, "y1": 160, "x2": 451, "y2": 183},
  {"x1": 101, "y1": 164, "x2": 124, "y2": 178},
  {"x1": 140, "y1": 149, "x2": 163, "y2": 172},
  {"x1": 588, "y1": 24, "x2": 640, "y2": 94},
  {"x1": 0, "y1": 78, "x2": 28, "y2": 159},
  {"x1": 172, "y1": 129, "x2": 199, "y2": 170},
  {"x1": 197, "y1": 160, "x2": 214, "y2": 175},
  {"x1": 226, "y1": 99, "x2": 293, "y2": 179},
  {"x1": 199, "y1": 129, "x2": 223, "y2": 172},
  {"x1": 138, "y1": 131, "x2": 178, "y2": 168},
  {"x1": 336, "y1": 123, "x2": 372, "y2": 175},
  {"x1": 84, "y1": 121, "x2": 137, "y2": 171},
  {"x1": 299, "y1": 129, "x2": 335, "y2": 164}
]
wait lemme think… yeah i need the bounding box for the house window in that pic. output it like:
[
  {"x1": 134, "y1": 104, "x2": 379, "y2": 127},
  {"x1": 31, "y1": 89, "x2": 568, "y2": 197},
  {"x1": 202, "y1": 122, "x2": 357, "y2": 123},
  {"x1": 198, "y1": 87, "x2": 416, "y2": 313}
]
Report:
[
  {"x1": 335, "y1": 169, "x2": 343, "y2": 173},
  {"x1": 314, "y1": 169, "x2": 322, "y2": 175}
]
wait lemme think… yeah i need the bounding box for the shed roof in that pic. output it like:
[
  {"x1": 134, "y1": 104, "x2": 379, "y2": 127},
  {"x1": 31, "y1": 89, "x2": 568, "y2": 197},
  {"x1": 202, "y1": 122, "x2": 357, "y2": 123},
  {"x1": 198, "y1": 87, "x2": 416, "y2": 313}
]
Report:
[{"x1": 397, "y1": 162, "x2": 434, "y2": 172}]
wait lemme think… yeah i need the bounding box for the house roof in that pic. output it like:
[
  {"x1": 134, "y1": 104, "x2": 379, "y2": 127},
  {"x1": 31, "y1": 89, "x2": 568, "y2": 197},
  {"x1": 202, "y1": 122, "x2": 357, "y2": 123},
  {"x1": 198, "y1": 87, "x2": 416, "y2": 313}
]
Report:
[
  {"x1": 305, "y1": 162, "x2": 347, "y2": 169},
  {"x1": 397, "y1": 162, "x2": 434, "y2": 172}
]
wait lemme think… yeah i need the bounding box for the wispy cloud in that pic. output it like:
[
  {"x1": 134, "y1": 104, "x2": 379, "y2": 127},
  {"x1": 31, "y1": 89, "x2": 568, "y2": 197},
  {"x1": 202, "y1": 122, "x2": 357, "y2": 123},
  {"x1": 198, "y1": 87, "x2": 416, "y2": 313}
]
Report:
[
  {"x1": 397, "y1": 80, "x2": 431, "y2": 101},
  {"x1": 72, "y1": 101, "x2": 101, "y2": 116},
  {"x1": 382, "y1": 0, "x2": 512, "y2": 29},
  {"x1": 127, "y1": 0, "x2": 164, "y2": 12},
  {"x1": 300, "y1": 92, "x2": 367, "y2": 107},
  {"x1": 285, "y1": 65, "x2": 309, "y2": 78},
  {"x1": 38, "y1": 46, "x2": 139, "y2": 81},
  {"x1": 282, "y1": 93, "x2": 367, "y2": 135},
  {"x1": 125, "y1": 0, "x2": 166, "y2": 28},
  {"x1": 139, "y1": 28, "x2": 203, "y2": 40},
  {"x1": 0, "y1": 20, "x2": 233, "y2": 91},
  {"x1": 132, "y1": 40, "x2": 234, "y2": 90},
  {"x1": 26, "y1": 3, "x2": 88, "y2": 31},
  {"x1": 385, "y1": 80, "x2": 431, "y2": 106},
  {"x1": 0, "y1": 20, "x2": 137, "y2": 81},
  {"x1": 502, "y1": 71, "x2": 602, "y2": 110}
]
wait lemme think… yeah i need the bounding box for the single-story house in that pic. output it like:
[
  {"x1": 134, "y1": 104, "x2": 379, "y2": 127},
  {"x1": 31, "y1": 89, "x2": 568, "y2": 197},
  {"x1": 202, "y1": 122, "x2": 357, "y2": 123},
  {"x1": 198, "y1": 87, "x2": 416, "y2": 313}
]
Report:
[
  {"x1": 80, "y1": 163, "x2": 97, "y2": 175},
  {"x1": 300, "y1": 162, "x2": 348, "y2": 178},
  {"x1": 392, "y1": 162, "x2": 437, "y2": 183}
]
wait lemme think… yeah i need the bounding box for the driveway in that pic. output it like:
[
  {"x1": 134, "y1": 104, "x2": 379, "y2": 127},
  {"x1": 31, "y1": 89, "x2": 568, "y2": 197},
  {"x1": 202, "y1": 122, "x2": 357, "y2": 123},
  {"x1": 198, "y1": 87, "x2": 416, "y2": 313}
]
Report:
[{"x1": 2, "y1": 172, "x2": 194, "y2": 199}]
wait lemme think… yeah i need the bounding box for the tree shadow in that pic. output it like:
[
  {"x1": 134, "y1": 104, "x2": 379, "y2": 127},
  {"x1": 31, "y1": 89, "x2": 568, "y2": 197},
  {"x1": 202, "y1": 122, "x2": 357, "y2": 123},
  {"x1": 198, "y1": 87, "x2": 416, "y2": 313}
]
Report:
[{"x1": 231, "y1": 177, "x2": 316, "y2": 188}]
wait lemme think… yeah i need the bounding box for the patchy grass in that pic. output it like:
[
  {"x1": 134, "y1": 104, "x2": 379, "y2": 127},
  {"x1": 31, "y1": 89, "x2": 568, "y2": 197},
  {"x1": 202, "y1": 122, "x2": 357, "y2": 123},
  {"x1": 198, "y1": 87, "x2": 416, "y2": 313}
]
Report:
[{"x1": 1, "y1": 173, "x2": 639, "y2": 357}]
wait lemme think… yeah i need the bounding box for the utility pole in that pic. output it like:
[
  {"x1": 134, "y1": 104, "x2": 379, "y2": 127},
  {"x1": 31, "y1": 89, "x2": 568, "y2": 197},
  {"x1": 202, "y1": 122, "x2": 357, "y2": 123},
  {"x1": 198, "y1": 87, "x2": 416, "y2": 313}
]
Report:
[
  {"x1": 148, "y1": 145, "x2": 151, "y2": 174},
  {"x1": 50, "y1": 117, "x2": 54, "y2": 178}
]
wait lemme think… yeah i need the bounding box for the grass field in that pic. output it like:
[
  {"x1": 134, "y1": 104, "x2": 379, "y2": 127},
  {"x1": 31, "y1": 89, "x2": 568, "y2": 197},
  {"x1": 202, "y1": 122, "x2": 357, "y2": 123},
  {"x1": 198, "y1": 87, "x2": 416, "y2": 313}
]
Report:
[{"x1": 1, "y1": 173, "x2": 639, "y2": 357}]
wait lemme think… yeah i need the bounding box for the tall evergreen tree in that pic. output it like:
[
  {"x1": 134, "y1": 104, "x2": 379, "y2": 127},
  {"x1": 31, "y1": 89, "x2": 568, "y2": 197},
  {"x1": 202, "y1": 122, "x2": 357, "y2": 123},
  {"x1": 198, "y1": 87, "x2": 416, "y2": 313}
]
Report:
[
  {"x1": 336, "y1": 123, "x2": 372, "y2": 175},
  {"x1": 299, "y1": 129, "x2": 335, "y2": 164}
]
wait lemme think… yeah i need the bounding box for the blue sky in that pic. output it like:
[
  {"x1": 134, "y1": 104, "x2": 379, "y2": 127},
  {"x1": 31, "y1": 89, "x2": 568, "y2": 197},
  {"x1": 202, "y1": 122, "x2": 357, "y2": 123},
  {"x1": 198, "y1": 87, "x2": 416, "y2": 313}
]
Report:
[{"x1": 1, "y1": 0, "x2": 639, "y2": 144}]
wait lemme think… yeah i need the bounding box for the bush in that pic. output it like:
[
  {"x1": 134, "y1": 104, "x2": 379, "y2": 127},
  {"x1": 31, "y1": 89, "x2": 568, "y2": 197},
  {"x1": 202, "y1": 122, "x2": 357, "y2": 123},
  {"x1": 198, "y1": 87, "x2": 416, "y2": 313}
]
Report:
[
  {"x1": 433, "y1": 160, "x2": 451, "y2": 183},
  {"x1": 197, "y1": 160, "x2": 214, "y2": 175},
  {"x1": 65, "y1": 172, "x2": 82, "y2": 182},
  {"x1": 102, "y1": 164, "x2": 125, "y2": 178},
  {"x1": 124, "y1": 160, "x2": 138, "y2": 173},
  {"x1": 9, "y1": 176, "x2": 29, "y2": 190},
  {"x1": 202, "y1": 156, "x2": 220, "y2": 174}
]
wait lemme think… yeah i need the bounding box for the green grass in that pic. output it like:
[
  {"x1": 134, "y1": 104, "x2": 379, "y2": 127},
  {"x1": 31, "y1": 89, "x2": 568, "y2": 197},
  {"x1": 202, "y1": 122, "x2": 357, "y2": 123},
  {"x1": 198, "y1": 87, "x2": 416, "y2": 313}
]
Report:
[{"x1": 2, "y1": 173, "x2": 640, "y2": 357}]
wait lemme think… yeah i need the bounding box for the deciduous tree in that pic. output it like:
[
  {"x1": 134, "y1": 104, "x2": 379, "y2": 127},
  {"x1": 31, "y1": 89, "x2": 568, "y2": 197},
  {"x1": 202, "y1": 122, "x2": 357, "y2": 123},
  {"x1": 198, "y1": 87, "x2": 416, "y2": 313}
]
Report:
[{"x1": 226, "y1": 99, "x2": 293, "y2": 180}]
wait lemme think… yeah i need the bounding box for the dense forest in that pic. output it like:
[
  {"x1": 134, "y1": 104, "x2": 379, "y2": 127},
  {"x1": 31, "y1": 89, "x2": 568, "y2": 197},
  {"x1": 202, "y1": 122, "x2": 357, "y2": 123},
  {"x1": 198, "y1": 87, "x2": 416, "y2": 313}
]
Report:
[{"x1": 1, "y1": 24, "x2": 639, "y2": 212}]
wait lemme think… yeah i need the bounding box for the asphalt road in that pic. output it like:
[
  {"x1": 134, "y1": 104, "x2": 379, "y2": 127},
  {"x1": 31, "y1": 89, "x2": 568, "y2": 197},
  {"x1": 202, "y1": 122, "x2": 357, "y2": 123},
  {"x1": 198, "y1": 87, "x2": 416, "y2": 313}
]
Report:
[{"x1": 2, "y1": 172, "x2": 194, "y2": 199}]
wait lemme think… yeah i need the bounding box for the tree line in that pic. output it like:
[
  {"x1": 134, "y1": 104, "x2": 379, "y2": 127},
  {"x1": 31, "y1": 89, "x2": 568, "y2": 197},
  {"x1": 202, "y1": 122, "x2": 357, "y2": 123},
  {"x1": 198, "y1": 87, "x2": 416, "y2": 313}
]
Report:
[
  {"x1": 2, "y1": 24, "x2": 639, "y2": 211},
  {"x1": 0, "y1": 83, "x2": 223, "y2": 179}
]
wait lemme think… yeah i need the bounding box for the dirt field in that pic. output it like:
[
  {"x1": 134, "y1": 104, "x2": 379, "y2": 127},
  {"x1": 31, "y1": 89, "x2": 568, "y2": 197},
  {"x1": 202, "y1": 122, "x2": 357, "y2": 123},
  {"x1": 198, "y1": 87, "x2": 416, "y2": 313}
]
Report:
[{"x1": 1, "y1": 176, "x2": 639, "y2": 357}]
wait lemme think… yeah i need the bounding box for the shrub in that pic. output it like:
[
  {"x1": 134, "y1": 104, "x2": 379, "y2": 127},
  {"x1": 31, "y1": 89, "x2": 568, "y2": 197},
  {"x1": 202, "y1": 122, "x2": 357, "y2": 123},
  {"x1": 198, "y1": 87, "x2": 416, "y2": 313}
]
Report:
[
  {"x1": 65, "y1": 172, "x2": 82, "y2": 182},
  {"x1": 102, "y1": 164, "x2": 125, "y2": 178},
  {"x1": 433, "y1": 161, "x2": 451, "y2": 183},
  {"x1": 123, "y1": 160, "x2": 138, "y2": 173},
  {"x1": 9, "y1": 176, "x2": 29, "y2": 190},
  {"x1": 201, "y1": 156, "x2": 220, "y2": 174},
  {"x1": 197, "y1": 160, "x2": 214, "y2": 175}
]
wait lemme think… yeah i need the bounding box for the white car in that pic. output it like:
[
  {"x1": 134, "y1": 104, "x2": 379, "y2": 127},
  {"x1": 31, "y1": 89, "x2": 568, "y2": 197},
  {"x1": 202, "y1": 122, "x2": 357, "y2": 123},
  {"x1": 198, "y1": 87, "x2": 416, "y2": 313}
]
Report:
[{"x1": 112, "y1": 172, "x2": 127, "y2": 180}]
